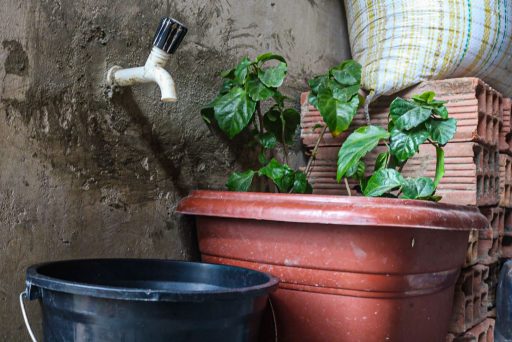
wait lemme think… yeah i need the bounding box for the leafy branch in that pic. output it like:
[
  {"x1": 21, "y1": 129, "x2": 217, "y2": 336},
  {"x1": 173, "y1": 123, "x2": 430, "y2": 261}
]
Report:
[
  {"x1": 201, "y1": 52, "x2": 311, "y2": 194},
  {"x1": 307, "y1": 60, "x2": 363, "y2": 137},
  {"x1": 336, "y1": 91, "x2": 457, "y2": 201},
  {"x1": 306, "y1": 60, "x2": 364, "y2": 191}
]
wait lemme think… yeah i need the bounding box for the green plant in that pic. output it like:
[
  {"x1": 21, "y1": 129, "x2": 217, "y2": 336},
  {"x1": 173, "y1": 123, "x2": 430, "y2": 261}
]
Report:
[
  {"x1": 202, "y1": 53, "x2": 456, "y2": 200},
  {"x1": 335, "y1": 91, "x2": 457, "y2": 200},
  {"x1": 303, "y1": 60, "x2": 365, "y2": 191},
  {"x1": 307, "y1": 60, "x2": 364, "y2": 137},
  {"x1": 201, "y1": 52, "x2": 312, "y2": 193}
]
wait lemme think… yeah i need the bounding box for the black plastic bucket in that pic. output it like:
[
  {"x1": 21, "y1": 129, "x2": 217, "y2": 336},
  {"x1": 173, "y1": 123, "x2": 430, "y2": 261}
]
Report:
[{"x1": 22, "y1": 259, "x2": 279, "y2": 342}]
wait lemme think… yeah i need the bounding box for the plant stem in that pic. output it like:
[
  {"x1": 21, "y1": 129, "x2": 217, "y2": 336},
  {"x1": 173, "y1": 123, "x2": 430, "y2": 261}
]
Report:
[
  {"x1": 305, "y1": 124, "x2": 327, "y2": 178},
  {"x1": 281, "y1": 120, "x2": 289, "y2": 165},
  {"x1": 384, "y1": 143, "x2": 391, "y2": 168},
  {"x1": 427, "y1": 138, "x2": 437, "y2": 146},
  {"x1": 256, "y1": 102, "x2": 274, "y2": 192},
  {"x1": 344, "y1": 178, "x2": 352, "y2": 196},
  {"x1": 256, "y1": 102, "x2": 264, "y2": 134}
]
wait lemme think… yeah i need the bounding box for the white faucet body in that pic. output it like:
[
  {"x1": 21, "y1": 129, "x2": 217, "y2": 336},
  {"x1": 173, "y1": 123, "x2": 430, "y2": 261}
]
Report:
[{"x1": 107, "y1": 47, "x2": 177, "y2": 102}]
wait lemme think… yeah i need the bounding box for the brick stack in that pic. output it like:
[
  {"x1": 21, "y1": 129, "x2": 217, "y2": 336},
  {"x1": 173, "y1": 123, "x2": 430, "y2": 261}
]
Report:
[
  {"x1": 501, "y1": 99, "x2": 512, "y2": 262},
  {"x1": 300, "y1": 77, "x2": 512, "y2": 340}
]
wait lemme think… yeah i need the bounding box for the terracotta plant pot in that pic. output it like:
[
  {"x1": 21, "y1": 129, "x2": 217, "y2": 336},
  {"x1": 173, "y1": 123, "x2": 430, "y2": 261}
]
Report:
[{"x1": 177, "y1": 191, "x2": 488, "y2": 342}]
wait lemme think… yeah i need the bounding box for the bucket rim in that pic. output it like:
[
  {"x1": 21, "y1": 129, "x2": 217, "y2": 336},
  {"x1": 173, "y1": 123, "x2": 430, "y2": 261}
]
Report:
[{"x1": 25, "y1": 258, "x2": 279, "y2": 302}]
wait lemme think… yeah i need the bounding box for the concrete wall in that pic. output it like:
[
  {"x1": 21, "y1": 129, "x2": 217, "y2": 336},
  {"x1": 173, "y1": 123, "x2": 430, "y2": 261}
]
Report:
[{"x1": 0, "y1": 0, "x2": 350, "y2": 338}]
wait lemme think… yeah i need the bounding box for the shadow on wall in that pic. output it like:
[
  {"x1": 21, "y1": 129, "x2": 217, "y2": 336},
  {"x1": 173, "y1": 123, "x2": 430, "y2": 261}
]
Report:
[{"x1": 112, "y1": 90, "x2": 189, "y2": 198}]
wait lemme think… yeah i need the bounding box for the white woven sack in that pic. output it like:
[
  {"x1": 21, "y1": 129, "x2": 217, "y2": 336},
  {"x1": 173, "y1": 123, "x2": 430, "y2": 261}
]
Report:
[{"x1": 344, "y1": 0, "x2": 512, "y2": 99}]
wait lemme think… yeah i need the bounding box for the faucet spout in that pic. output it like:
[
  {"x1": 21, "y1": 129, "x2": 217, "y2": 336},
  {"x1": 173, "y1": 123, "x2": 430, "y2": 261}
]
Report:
[
  {"x1": 152, "y1": 66, "x2": 176, "y2": 103},
  {"x1": 107, "y1": 47, "x2": 177, "y2": 102}
]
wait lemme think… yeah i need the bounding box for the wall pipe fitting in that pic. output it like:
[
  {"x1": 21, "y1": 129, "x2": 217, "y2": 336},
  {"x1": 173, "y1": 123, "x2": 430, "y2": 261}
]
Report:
[{"x1": 107, "y1": 17, "x2": 187, "y2": 102}]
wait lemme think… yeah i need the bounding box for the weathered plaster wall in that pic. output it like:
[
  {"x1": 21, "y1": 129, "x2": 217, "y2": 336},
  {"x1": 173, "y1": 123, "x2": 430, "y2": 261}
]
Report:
[{"x1": 0, "y1": 0, "x2": 350, "y2": 338}]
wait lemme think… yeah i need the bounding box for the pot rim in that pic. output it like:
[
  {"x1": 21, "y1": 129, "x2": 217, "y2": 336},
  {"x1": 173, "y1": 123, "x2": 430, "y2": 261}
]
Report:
[{"x1": 177, "y1": 190, "x2": 488, "y2": 231}]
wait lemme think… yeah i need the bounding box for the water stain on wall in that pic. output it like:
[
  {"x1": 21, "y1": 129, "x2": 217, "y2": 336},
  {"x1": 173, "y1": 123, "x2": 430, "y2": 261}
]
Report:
[{"x1": 2, "y1": 40, "x2": 28, "y2": 76}]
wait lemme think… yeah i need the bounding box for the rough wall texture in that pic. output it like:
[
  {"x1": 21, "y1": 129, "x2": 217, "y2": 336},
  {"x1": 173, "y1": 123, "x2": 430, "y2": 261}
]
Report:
[{"x1": 0, "y1": 0, "x2": 350, "y2": 339}]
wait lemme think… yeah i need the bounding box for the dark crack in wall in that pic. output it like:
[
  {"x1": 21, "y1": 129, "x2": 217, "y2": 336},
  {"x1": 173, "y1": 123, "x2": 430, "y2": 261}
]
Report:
[{"x1": 0, "y1": 0, "x2": 350, "y2": 338}]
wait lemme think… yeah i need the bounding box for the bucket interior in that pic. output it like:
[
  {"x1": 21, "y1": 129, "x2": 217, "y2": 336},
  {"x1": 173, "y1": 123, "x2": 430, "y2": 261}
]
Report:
[{"x1": 30, "y1": 259, "x2": 277, "y2": 296}]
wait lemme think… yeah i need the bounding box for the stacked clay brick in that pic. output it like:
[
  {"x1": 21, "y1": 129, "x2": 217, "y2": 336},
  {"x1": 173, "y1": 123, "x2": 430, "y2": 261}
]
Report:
[
  {"x1": 300, "y1": 78, "x2": 512, "y2": 341},
  {"x1": 501, "y1": 98, "x2": 512, "y2": 262}
]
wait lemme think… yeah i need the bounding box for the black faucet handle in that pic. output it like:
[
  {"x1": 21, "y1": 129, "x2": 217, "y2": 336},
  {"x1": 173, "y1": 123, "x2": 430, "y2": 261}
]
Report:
[{"x1": 152, "y1": 17, "x2": 188, "y2": 54}]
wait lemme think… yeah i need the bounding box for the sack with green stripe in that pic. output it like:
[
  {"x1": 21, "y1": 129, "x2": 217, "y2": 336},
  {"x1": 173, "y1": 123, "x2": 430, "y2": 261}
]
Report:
[{"x1": 344, "y1": 0, "x2": 512, "y2": 100}]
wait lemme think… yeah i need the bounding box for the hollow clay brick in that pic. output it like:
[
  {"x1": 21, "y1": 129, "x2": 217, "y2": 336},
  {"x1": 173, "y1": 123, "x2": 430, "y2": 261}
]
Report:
[
  {"x1": 445, "y1": 334, "x2": 456, "y2": 342},
  {"x1": 477, "y1": 207, "x2": 503, "y2": 265},
  {"x1": 479, "y1": 207, "x2": 505, "y2": 237},
  {"x1": 464, "y1": 229, "x2": 479, "y2": 268},
  {"x1": 500, "y1": 98, "x2": 511, "y2": 153},
  {"x1": 452, "y1": 318, "x2": 495, "y2": 342},
  {"x1": 449, "y1": 264, "x2": 489, "y2": 334},
  {"x1": 477, "y1": 228, "x2": 500, "y2": 265},
  {"x1": 301, "y1": 78, "x2": 503, "y2": 149},
  {"x1": 499, "y1": 154, "x2": 512, "y2": 207},
  {"x1": 306, "y1": 142, "x2": 500, "y2": 206}
]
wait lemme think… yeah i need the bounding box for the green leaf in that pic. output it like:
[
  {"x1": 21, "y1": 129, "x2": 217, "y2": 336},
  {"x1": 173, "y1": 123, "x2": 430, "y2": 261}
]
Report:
[
  {"x1": 411, "y1": 92, "x2": 448, "y2": 119},
  {"x1": 291, "y1": 171, "x2": 313, "y2": 194},
  {"x1": 412, "y1": 91, "x2": 447, "y2": 108},
  {"x1": 422, "y1": 195, "x2": 442, "y2": 202},
  {"x1": 256, "y1": 132, "x2": 277, "y2": 149},
  {"x1": 256, "y1": 52, "x2": 286, "y2": 64},
  {"x1": 200, "y1": 101, "x2": 215, "y2": 124},
  {"x1": 308, "y1": 75, "x2": 328, "y2": 95},
  {"x1": 360, "y1": 176, "x2": 369, "y2": 193},
  {"x1": 312, "y1": 123, "x2": 324, "y2": 131},
  {"x1": 330, "y1": 60, "x2": 362, "y2": 86},
  {"x1": 220, "y1": 68, "x2": 235, "y2": 79},
  {"x1": 258, "y1": 159, "x2": 295, "y2": 193},
  {"x1": 258, "y1": 61, "x2": 288, "y2": 88},
  {"x1": 220, "y1": 79, "x2": 236, "y2": 94},
  {"x1": 272, "y1": 91, "x2": 288, "y2": 107},
  {"x1": 308, "y1": 92, "x2": 318, "y2": 108},
  {"x1": 434, "y1": 146, "x2": 445, "y2": 187},
  {"x1": 346, "y1": 160, "x2": 366, "y2": 180},
  {"x1": 263, "y1": 108, "x2": 300, "y2": 144},
  {"x1": 387, "y1": 154, "x2": 400, "y2": 169},
  {"x1": 412, "y1": 91, "x2": 436, "y2": 104},
  {"x1": 363, "y1": 168, "x2": 404, "y2": 197},
  {"x1": 433, "y1": 106, "x2": 449, "y2": 119},
  {"x1": 400, "y1": 177, "x2": 435, "y2": 199},
  {"x1": 337, "y1": 125, "x2": 390, "y2": 182},
  {"x1": 430, "y1": 100, "x2": 447, "y2": 106},
  {"x1": 390, "y1": 98, "x2": 433, "y2": 130},
  {"x1": 247, "y1": 76, "x2": 274, "y2": 101},
  {"x1": 332, "y1": 84, "x2": 360, "y2": 102},
  {"x1": 374, "y1": 152, "x2": 390, "y2": 171},
  {"x1": 389, "y1": 126, "x2": 429, "y2": 162},
  {"x1": 234, "y1": 57, "x2": 252, "y2": 84},
  {"x1": 258, "y1": 152, "x2": 268, "y2": 165},
  {"x1": 226, "y1": 170, "x2": 255, "y2": 192},
  {"x1": 213, "y1": 87, "x2": 257, "y2": 138},
  {"x1": 317, "y1": 88, "x2": 359, "y2": 137},
  {"x1": 426, "y1": 118, "x2": 457, "y2": 145}
]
